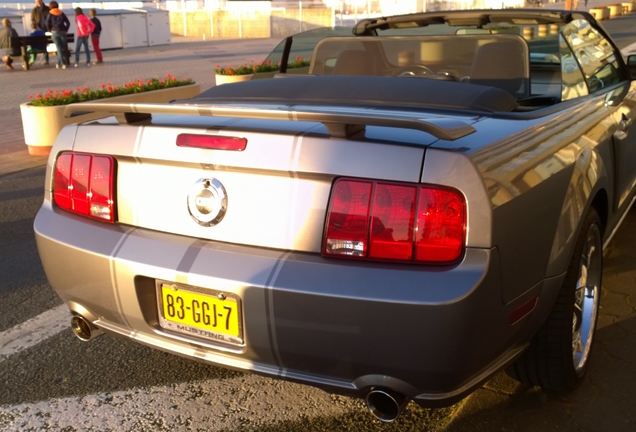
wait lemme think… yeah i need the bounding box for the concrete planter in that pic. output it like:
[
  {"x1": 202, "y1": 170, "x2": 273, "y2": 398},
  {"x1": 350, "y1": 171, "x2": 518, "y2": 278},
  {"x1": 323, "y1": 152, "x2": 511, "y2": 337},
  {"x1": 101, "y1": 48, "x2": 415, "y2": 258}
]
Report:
[
  {"x1": 609, "y1": 3, "x2": 623, "y2": 17},
  {"x1": 215, "y1": 74, "x2": 254, "y2": 86},
  {"x1": 590, "y1": 7, "x2": 611, "y2": 20},
  {"x1": 490, "y1": 26, "x2": 520, "y2": 35},
  {"x1": 20, "y1": 83, "x2": 201, "y2": 156}
]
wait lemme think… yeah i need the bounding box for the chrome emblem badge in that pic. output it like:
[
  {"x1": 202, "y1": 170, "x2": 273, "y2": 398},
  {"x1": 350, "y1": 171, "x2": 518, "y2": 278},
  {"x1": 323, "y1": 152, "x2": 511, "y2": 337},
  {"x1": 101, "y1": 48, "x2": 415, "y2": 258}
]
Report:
[{"x1": 187, "y1": 178, "x2": 227, "y2": 226}]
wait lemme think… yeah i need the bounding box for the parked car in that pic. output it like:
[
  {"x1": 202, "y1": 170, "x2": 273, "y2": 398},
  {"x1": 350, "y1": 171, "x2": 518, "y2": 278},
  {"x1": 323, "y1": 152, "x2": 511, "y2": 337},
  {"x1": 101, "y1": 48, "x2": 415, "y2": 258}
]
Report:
[{"x1": 35, "y1": 9, "x2": 636, "y2": 422}]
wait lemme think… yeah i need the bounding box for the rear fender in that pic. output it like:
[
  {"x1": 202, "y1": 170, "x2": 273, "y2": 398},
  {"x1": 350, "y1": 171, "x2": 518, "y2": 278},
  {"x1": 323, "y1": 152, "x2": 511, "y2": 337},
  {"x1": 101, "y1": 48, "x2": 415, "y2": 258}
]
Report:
[{"x1": 544, "y1": 146, "x2": 611, "y2": 278}]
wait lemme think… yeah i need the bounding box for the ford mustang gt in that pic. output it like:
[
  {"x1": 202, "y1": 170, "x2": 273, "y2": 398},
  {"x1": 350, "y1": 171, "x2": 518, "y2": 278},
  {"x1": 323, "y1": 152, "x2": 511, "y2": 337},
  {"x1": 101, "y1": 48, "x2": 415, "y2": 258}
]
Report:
[{"x1": 34, "y1": 9, "x2": 636, "y2": 422}]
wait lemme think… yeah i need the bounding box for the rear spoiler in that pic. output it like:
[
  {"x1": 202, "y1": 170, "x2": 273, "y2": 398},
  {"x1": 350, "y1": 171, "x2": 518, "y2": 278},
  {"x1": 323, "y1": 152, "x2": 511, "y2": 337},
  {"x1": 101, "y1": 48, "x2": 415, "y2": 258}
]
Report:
[{"x1": 63, "y1": 102, "x2": 476, "y2": 141}]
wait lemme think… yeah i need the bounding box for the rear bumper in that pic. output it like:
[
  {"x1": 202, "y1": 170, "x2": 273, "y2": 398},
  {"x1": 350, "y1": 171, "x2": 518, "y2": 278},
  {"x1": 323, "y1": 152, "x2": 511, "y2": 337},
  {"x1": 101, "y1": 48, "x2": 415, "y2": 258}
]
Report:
[{"x1": 34, "y1": 202, "x2": 552, "y2": 406}]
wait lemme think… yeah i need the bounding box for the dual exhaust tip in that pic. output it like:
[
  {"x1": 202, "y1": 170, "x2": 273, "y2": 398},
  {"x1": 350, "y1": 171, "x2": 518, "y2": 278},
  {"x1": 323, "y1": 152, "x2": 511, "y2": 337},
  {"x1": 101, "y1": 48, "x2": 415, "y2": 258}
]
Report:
[
  {"x1": 70, "y1": 315, "x2": 103, "y2": 341},
  {"x1": 365, "y1": 388, "x2": 409, "y2": 422},
  {"x1": 70, "y1": 314, "x2": 408, "y2": 422}
]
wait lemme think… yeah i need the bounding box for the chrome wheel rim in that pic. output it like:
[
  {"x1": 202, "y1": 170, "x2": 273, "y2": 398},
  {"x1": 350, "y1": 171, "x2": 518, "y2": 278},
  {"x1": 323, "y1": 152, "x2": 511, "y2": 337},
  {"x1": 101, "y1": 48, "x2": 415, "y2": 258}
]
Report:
[{"x1": 572, "y1": 223, "x2": 602, "y2": 374}]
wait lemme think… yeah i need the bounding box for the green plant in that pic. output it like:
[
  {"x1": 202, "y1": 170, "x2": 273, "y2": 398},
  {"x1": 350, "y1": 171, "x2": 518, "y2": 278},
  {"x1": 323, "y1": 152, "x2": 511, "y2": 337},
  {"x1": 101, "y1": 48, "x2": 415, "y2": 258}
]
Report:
[
  {"x1": 287, "y1": 56, "x2": 311, "y2": 69},
  {"x1": 29, "y1": 74, "x2": 195, "y2": 107},
  {"x1": 215, "y1": 60, "x2": 280, "y2": 75},
  {"x1": 214, "y1": 57, "x2": 311, "y2": 76}
]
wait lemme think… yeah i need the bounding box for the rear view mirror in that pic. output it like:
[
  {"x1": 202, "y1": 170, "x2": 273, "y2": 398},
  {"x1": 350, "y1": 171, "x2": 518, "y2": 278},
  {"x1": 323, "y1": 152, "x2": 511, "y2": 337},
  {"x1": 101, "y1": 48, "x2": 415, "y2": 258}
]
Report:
[{"x1": 456, "y1": 28, "x2": 491, "y2": 34}]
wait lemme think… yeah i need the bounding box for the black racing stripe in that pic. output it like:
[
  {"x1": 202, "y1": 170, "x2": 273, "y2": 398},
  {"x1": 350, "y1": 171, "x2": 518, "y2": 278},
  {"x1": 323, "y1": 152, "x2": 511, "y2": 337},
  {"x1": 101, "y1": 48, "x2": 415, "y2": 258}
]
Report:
[
  {"x1": 176, "y1": 239, "x2": 207, "y2": 274},
  {"x1": 263, "y1": 251, "x2": 291, "y2": 374}
]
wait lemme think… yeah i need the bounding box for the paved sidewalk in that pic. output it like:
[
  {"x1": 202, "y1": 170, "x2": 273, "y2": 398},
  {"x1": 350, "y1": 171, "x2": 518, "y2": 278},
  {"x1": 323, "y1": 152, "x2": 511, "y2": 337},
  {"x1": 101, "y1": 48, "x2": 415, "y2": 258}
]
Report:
[{"x1": 0, "y1": 37, "x2": 281, "y2": 176}]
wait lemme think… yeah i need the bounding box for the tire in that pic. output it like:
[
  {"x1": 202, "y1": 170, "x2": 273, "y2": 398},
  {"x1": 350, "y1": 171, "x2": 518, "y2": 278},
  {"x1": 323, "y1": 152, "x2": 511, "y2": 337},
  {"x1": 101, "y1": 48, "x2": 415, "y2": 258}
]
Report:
[{"x1": 511, "y1": 208, "x2": 602, "y2": 391}]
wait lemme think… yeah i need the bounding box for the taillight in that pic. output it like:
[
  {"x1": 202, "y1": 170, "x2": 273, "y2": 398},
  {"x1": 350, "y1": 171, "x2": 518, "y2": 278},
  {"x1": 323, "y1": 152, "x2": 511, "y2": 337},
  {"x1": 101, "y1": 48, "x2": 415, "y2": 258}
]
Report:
[
  {"x1": 323, "y1": 179, "x2": 466, "y2": 264},
  {"x1": 176, "y1": 133, "x2": 248, "y2": 151},
  {"x1": 53, "y1": 152, "x2": 116, "y2": 222}
]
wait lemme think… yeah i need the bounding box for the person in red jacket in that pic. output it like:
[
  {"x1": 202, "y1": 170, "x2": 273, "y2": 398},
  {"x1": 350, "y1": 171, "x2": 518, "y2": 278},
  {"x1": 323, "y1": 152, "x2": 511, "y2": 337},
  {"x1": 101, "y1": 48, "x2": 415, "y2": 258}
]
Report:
[{"x1": 73, "y1": 7, "x2": 94, "y2": 67}]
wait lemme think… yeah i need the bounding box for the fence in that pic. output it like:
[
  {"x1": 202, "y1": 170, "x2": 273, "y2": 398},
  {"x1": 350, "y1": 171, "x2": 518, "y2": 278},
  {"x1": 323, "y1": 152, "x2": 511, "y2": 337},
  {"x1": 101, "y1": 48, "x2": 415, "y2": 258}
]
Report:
[
  {"x1": 1, "y1": 0, "x2": 528, "y2": 40},
  {"x1": 163, "y1": 0, "x2": 527, "y2": 39}
]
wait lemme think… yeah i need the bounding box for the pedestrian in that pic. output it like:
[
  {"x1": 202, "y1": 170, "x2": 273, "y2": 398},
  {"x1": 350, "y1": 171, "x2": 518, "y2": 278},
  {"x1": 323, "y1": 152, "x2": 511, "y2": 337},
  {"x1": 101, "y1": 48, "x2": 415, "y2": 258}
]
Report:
[
  {"x1": 27, "y1": 23, "x2": 49, "y2": 66},
  {"x1": 45, "y1": 1, "x2": 70, "y2": 69},
  {"x1": 584, "y1": 0, "x2": 588, "y2": 7},
  {"x1": 30, "y1": 0, "x2": 49, "y2": 31},
  {"x1": 89, "y1": 9, "x2": 103, "y2": 64},
  {"x1": 0, "y1": 18, "x2": 20, "y2": 70},
  {"x1": 73, "y1": 7, "x2": 94, "y2": 67}
]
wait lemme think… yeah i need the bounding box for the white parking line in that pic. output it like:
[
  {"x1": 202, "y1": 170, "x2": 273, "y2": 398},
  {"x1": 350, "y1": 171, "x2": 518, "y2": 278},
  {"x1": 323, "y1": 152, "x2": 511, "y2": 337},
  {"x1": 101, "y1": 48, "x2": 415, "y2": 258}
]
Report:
[{"x1": 0, "y1": 304, "x2": 69, "y2": 363}]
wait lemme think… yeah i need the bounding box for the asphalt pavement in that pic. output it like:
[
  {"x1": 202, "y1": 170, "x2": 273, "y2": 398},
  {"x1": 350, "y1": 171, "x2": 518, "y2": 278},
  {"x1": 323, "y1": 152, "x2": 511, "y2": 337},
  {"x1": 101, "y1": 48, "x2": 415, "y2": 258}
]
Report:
[{"x1": 1, "y1": 4, "x2": 636, "y2": 431}]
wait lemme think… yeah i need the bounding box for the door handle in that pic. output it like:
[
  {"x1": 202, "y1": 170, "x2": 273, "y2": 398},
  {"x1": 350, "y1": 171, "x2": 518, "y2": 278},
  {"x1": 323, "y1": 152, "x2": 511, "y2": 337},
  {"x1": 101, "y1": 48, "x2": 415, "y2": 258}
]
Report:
[{"x1": 619, "y1": 113, "x2": 632, "y2": 132}]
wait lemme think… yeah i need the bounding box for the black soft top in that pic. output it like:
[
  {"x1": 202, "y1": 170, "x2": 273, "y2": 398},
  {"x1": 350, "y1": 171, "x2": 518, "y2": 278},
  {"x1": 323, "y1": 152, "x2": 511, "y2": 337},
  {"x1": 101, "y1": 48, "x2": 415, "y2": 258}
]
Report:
[{"x1": 192, "y1": 76, "x2": 518, "y2": 113}]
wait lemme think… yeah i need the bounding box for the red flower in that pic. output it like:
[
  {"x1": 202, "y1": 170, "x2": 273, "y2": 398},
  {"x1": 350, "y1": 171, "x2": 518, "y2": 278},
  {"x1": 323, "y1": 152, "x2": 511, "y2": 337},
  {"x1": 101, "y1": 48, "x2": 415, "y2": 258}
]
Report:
[
  {"x1": 82, "y1": 87, "x2": 88, "y2": 92},
  {"x1": 29, "y1": 95, "x2": 33, "y2": 99},
  {"x1": 100, "y1": 84, "x2": 105, "y2": 89},
  {"x1": 166, "y1": 73, "x2": 171, "y2": 77},
  {"x1": 35, "y1": 94, "x2": 41, "y2": 99}
]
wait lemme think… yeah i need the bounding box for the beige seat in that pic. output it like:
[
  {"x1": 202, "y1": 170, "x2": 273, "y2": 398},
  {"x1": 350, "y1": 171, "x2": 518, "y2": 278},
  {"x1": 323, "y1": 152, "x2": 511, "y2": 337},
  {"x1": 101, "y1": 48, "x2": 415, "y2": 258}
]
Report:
[
  {"x1": 469, "y1": 37, "x2": 531, "y2": 98},
  {"x1": 332, "y1": 50, "x2": 378, "y2": 76}
]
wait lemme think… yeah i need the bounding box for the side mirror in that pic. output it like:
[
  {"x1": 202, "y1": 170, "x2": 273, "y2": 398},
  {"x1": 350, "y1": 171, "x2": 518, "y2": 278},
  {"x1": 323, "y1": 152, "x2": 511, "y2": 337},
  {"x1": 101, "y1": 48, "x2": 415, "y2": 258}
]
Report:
[{"x1": 628, "y1": 55, "x2": 636, "y2": 80}]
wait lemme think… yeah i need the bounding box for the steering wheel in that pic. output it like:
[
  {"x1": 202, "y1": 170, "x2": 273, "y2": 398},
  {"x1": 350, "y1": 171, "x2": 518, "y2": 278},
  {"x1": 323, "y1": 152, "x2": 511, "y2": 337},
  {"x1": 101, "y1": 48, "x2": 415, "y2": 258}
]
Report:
[{"x1": 395, "y1": 64, "x2": 435, "y2": 77}]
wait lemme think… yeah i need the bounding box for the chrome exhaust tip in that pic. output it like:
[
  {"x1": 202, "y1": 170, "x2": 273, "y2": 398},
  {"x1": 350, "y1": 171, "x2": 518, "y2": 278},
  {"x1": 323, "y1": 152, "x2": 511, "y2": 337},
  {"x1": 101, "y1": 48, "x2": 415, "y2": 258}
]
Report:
[
  {"x1": 365, "y1": 388, "x2": 409, "y2": 422},
  {"x1": 71, "y1": 315, "x2": 103, "y2": 341}
]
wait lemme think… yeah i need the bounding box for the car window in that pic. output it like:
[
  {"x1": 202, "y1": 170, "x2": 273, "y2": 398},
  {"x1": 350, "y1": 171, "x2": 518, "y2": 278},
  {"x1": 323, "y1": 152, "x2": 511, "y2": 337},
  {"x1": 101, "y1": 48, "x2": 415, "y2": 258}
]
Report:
[
  {"x1": 560, "y1": 35, "x2": 589, "y2": 101},
  {"x1": 309, "y1": 35, "x2": 531, "y2": 98},
  {"x1": 253, "y1": 26, "x2": 353, "y2": 79},
  {"x1": 561, "y1": 18, "x2": 620, "y2": 93}
]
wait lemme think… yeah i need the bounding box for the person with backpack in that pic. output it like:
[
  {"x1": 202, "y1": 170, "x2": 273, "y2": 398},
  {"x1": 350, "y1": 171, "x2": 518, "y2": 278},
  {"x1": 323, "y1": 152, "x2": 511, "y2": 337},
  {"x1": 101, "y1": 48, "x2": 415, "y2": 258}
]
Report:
[{"x1": 45, "y1": 1, "x2": 70, "y2": 68}]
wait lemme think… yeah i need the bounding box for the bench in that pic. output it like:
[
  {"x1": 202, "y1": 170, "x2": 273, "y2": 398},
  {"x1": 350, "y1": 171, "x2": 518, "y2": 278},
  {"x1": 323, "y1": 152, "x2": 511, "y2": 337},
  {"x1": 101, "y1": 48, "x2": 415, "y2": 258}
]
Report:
[{"x1": 10, "y1": 33, "x2": 75, "y2": 70}]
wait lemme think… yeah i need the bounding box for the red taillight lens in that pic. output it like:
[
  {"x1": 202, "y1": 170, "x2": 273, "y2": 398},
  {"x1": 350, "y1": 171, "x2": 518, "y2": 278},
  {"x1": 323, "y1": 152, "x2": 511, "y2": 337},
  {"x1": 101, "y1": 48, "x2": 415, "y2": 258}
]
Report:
[
  {"x1": 176, "y1": 133, "x2": 248, "y2": 151},
  {"x1": 53, "y1": 152, "x2": 116, "y2": 222},
  {"x1": 323, "y1": 179, "x2": 466, "y2": 264},
  {"x1": 324, "y1": 180, "x2": 372, "y2": 256},
  {"x1": 369, "y1": 184, "x2": 416, "y2": 260},
  {"x1": 415, "y1": 188, "x2": 466, "y2": 262}
]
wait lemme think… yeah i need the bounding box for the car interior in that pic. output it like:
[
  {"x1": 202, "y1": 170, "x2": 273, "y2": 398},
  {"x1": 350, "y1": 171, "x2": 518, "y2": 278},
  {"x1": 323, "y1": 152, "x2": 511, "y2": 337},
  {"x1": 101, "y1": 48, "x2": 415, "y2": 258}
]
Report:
[{"x1": 256, "y1": 13, "x2": 625, "y2": 112}]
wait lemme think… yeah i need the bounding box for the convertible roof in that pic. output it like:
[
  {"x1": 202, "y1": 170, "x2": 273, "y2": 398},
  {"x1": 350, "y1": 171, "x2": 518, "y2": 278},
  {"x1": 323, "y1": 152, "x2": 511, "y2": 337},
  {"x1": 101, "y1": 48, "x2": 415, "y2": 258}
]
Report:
[
  {"x1": 353, "y1": 9, "x2": 584, "y2": 35},
  {"x1": 192, "y1": 76, "x2": 518, "y2": 113}
]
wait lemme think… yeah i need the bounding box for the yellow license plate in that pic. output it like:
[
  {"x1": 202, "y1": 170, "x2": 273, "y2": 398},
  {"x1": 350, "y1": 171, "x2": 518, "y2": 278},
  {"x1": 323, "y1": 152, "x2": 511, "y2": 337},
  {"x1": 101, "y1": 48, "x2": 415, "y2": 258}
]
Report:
[{"x1": 159, "y1": 284, "x2": 240, "y2": 339}]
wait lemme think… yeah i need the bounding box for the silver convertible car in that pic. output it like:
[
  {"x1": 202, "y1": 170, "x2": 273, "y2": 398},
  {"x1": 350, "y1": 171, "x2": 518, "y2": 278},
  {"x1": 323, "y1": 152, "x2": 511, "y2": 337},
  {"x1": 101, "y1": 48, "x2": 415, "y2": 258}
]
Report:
[{"x1": 35, "y1": 9, "x2": 636, "y2": 422}]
